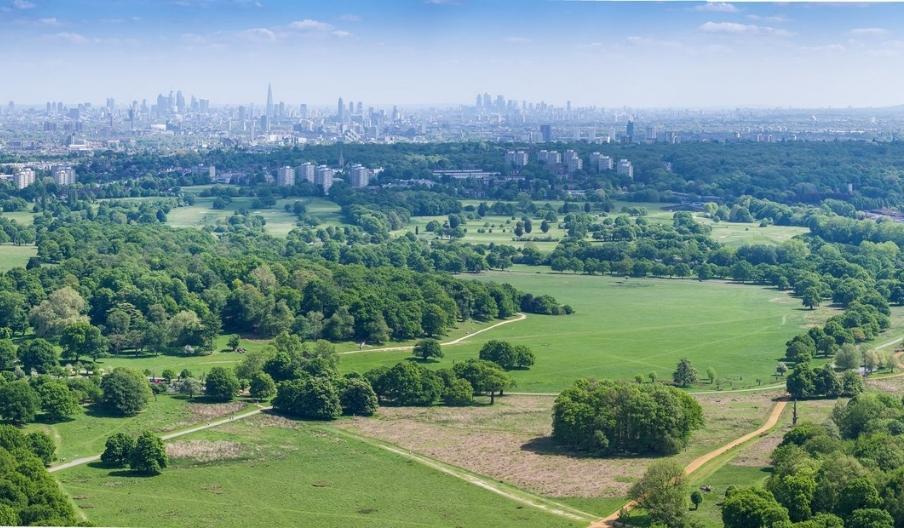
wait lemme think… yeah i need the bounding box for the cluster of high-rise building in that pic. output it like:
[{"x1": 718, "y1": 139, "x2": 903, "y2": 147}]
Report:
[
  {"x1": 3, "y1": 86, "x2": 904, "y2": 156},
  {"x1": 0, "y1": 164, "x2": 76, "y2": 189},
  {"x1": 272, "y1": 161, "x2": 372, "y2": 193},
  {"x1": 502, "y1": 148, "x2": 632, "y2": 177}
]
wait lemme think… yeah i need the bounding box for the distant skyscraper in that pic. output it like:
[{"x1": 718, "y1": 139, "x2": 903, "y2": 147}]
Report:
[
  {"x1": 266, "y1": 83, "x2": 273, "y2": 121},
  {"x1": 540, "y1": 124, "x2": 552, "y2": 143},
  {"x1": 626, "y1": 120, "x2": 635, "y2": 142},
  {"x1": 276, "y1": 166, "x2": 295, "y2": 187},
  {"x1": 337, "y1": 97, "x2": 345, "y2": 121}
]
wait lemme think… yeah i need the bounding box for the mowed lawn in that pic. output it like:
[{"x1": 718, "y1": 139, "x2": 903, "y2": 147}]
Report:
[
  {"x1": 58, "y1": 415, "x2": 581, "y2": 528},
  {"x1": 0, "y1": 244, "x2": 37, "y2": 271},
  {"x1": 341, "y1": 270, "x2": 824, "y2": 392}
]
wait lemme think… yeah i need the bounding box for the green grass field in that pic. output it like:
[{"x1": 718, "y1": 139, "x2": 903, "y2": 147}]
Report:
[
  {"x1": 341, "y1": 269, "x2": 832, "y2": 392},
  {"x1": 57, "y1": 415, "x2": 581, "y2": 528},
  {"x1": 0, "y1": 244, "x2": 36, "y2": 271},
  {"x1": 95, "y1": 319, "x2": 505, "y2": 378},
  {"x1": 166, "y1": 194, "x2": 344, "y2": 237},
  {"x1": 0, "y1": 209, "x2": 37, "y2": 226},
  {"x1": 28, "y1": 395, "x2": 198, "y2": 462}
]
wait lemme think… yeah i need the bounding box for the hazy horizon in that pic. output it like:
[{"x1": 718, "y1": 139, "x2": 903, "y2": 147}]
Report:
[{"x1": 4, "y1": 0, "x2": 904, "y2": 108}]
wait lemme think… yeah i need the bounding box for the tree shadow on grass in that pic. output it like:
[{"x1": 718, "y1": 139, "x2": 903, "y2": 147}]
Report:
[{"x1": 521, "y1": 436, "x2": 659, "y2": 461}]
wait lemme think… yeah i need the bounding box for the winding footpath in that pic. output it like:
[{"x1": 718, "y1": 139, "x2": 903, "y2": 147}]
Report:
[{"x1": 590, "y1": 399, "x2": 788, "y2": 528}]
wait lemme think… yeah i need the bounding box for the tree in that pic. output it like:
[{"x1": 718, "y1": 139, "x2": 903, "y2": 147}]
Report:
[
  {"x1": 452, "y1": 359, "x2": 512, "y2": 404},
  {"x1": 36, "y1": 380, "x2": 80, "y2": 422},
  {"x1": 28, "y1": 287, "x2": 87, "y2": 338},
  {"x1": 339, "y1": 378, "x2": 378, "y2": 416},
  {"x1": 673, "y1": 358, "x2": 698, "y2": 387},
  {"x1": 413, "y1": 339, "x2": 443, "y2": 362},
  {"x1": 161, "y1": 369, "x2": 175, "y2": 382},
  {"x1": 368, "y1": 362, "x2": 443, "y2": 406},
  {"x1": 205, "y1": 367, "x2": 239, "y2": 402},
  {"x1": 421, "y1": 305, "x2": 448, "y2": 336},
  {"x1": 0, "y1": 292, "x2": 26, "y2": 335},
  {"x1": 129, "y1": 431, "x2": 167, "y2": 475},
  {"x1": 722, "y1": 487, "x2": 790, "y2": 528},
  {"x1": 60, "y1": 322, "x2": 107, "y2": 363},
  {"x1": 0, "y1": 340, "x2": 16, "y2": 371},
  {"x1": 628, "y1": 460, "x2": 688, "y2": 528},
  {"x1": 176, "y1": 377, "x2": 202, "y2": 400},
  {"x1": 25, "y1": 431, "x2": 55, "y2": 465},
  {"x1": 100, "y1": 368, "x2": 152, "y2": 416},
  {"x1": 249, "y1": 372, "x2": 276, "y2": 401},
  {"x1": 442, "y1": 377, "x2": 473, "y2": 406},
  {"x1": 552, "y1": 379, "x2": 703, "y2": 455},
  {"x1": 802, "y1": 287, "x2": 822, "y2": 310},
  {"x1": 273, "y1": 377, "x2": 342, "y2": 420},
  {"x1": 835, "y1": 344, "x2": 862, "y2": 371},
  {"x1": 706, "y1": 366, "x2": 717, "y2": 384},
  {"x1": 691, "y1": 490, "x2": 703, "y2": 510},
  {"x1": 770, "y1": 474, "x2": 816, "y2": 521},
  {"x1": 847, "y1": 509, "x2": 893, "y2": 528},
  {"x1": 227, "y1": 334, "x2": 241, "y2": 351},
  {"x1": 18, "y1": 339, "x2": 58, "y2": 374},
  {"x1": 0, "y1": 381, "x2": 39, "y2": 424},
  {"x1": 787, "y1": 363, "x2": 816, "y2": 400},
  {"x1": 101, "y1": 432, "x2": 135, "y2": 467}
]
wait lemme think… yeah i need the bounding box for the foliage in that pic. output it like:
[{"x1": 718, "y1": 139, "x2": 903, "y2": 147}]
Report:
[
  {"x1": 0, "y1": 380, "x2": 39, "y2": 425},
  {"x1": 204, "y1": 366, "x2": 240, "y2": 402},
  {"x1": 273, "y1": 377, "x2": 342, "y2": 420},
  {"x1": 413, "y1": 339, "x2": 443, "y2": 362},
  {"x1": 552, "y1": 378, "x2": 703, "y2": 455},
  {"x1": 628, "y1": 460, "x2": 688, "y2": 528},
  {"x1": 248, "y1": 372, "x2": 276, "y2": 401},
  {"x1": 338, "y1": 377, "x2": 378, "y2": 416},
  {"x1": 129, "y1": 431, "x2": 168, "y2": 475},
  {"x1": 100, "y1": 368, "x2": 152, "y2": 416},
  {"x1": 101, "y1": 432, "x2": 135, "y2": 467}
]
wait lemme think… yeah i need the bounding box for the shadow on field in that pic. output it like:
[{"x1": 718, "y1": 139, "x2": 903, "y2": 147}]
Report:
[{"x1": 520, "y1": 436, "x2": 602, "y2": 459}]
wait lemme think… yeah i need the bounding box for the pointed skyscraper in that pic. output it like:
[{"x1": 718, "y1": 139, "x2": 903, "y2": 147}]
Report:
[{"x1": 266, "y1": 83, "x2": 273, "y2": 120}]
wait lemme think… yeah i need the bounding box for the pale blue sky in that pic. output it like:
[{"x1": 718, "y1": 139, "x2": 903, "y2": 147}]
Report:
[{"x1": 2, "y1": 0, "x2": 904, "y2": 108}]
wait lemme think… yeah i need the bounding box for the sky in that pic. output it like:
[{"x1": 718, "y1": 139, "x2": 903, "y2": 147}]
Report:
[{"x1": 2, "y1": 0, "x2": 904, "y2": 108}]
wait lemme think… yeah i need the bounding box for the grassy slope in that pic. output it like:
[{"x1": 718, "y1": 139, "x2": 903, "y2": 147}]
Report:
[
  {"x1": 341, "y1": 269, "x2": 831, "y2": 392},
  {"x1": 57, "y1": 415, "x2": 581, "y2": 528},
  {"x1": 0, "y1": 244, "x2": 37, "y2": 271}
]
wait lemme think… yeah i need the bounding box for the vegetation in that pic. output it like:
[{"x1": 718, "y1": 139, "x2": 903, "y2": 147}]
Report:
[{"x1": 552, "y1": 379, "x2": 703, "y2": 455}]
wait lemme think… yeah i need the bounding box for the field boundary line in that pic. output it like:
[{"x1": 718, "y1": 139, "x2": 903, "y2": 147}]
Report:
[
  {"x1": 326, "y1": 425, "x2": 598, "y2": 523},
  {"x1": 590, "y1": 399, "x2": 788, "y2": 528},
  {"x1": 48, "y1": 404, "x2": 271, "y2": 473},
  {"x1": 339, "y1": 313, "x2": 527, "y2": 355}
]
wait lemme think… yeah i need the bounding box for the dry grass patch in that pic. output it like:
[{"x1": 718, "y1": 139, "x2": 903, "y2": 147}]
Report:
[
  {"x1": 187, "y1": 401, "x2": 245, "y2": 420},
  {"x1": 338, "y1": 391, "x2": 781, "y2": 499},
  {"x1": 167, "y1": 440, "x2": 246, "y2": 463}
]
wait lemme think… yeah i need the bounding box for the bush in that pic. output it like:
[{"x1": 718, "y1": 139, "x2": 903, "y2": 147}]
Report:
[
  {"x1": 100, "y1": 368, "x2": 151, "y2": 416},
  {"x1": 412, "y1": 339, "x2": 443, "y2": 361},
  {"x1": 552, "y1": 378, "x2": 703, "y2": 455},
  {"x1": 101, "y1": 432, "x2": 135, "y2": 467},
  {"x1": 478, "y1": 340, "x2": 534, "y2": 370},
  {"x1": 205, "y1": 367, "x2": 240, "y2": 402}
]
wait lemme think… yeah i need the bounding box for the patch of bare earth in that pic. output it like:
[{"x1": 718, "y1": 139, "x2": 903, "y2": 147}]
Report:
[
  {"x1": 337, "y1": 392, "x2": 780, "y2": 498},
  {"x1": 167, "y1": 440, "x2": 246, "y2": 463}
]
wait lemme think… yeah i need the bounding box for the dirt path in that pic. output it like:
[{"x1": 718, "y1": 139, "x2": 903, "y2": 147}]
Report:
[
  {"x1": 327, "y1": 425, "x2": 599, "y2": 524},
  {"x1": 339, "y1": 313, "x2": 527, "y2": 355},
  {"x1": 590, "y1": 399, "x2": 788, "y2": 527},
  {"x1": 48, "y1": 405, "x2": 271, "y2": 473}
]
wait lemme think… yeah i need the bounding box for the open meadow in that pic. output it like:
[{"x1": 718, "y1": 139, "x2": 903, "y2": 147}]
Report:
[
  {"x1": 57, "y1": 414, "x2": 583, "y2": 528},
  {"x1": 0, "y1": 243, "x2": 36, "y2": 271},
  {"x1": 341, "y1": 268, "x2": 834, "y2": 392}
]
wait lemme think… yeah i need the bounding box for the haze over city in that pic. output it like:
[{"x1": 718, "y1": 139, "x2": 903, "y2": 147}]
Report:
[{"x1": 4, "y1": 0, "x2": 904, "y2": 108}]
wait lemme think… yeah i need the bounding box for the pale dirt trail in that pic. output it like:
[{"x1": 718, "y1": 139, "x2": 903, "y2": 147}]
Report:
[
  {"x1": 48, "y1": 405, "x2": 271, "y2": 473},
  {"x1": 590, "y1": 399, "x2": 788, "y2": 528},
  {"x1": 339, "y1": 312, "x2": 527, "y2": 355}
]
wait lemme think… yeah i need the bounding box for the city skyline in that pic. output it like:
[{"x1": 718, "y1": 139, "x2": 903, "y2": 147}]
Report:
[{"x1": 4, "y1": 0, "x2": 904, "y2": 108}]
